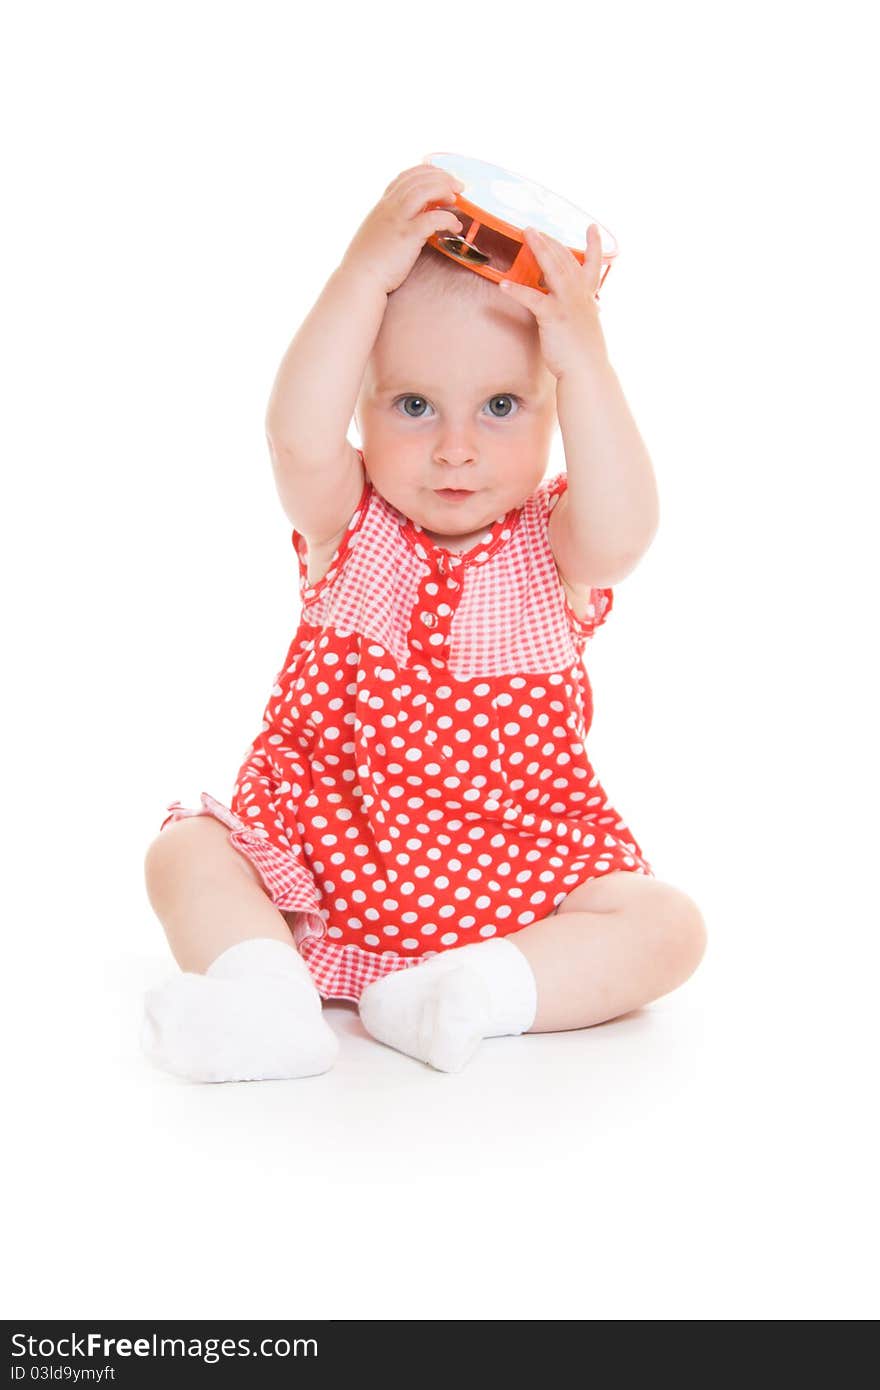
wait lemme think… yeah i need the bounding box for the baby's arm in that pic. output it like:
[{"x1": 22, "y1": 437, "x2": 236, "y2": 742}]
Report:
[
  {"x1": 264, "y1": 166, "x2": 463, "y2": 549},
  {"x1": 264, "y1": 265, "x2": 386, "y2": 546},
  {"x1": 551, "y1": 360, "x2": 660, "y2": 587},
  {"x1": 499, "y1": 226, "x2": 660, "y2": 589}
]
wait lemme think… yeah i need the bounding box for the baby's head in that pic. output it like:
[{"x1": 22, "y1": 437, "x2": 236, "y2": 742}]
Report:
[{"x1": 354, "y1": 238, "x2": 558, "y2": 544}]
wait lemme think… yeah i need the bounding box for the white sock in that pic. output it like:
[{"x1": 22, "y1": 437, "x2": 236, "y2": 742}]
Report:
[
  {"x1": 141, "y1": 937, "x2": 339, "y2": 1083},
  {"x1": 358, "y1": 938, "x2": 538, "y2": 1073}
]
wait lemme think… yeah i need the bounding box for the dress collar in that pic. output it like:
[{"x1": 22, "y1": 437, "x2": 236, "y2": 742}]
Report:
[{"x1": 396, "y1": 498, "x2": 523, "y2": 573}]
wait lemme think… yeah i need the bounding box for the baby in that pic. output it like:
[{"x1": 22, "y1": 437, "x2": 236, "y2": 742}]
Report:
[{"x1": 142, "y1": 162, "x2": 707, "y2": 1081}]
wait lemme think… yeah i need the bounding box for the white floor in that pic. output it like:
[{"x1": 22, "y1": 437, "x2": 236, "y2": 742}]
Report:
[{"x1": 7, "y1": 904, "x2": 876, "y2": 1321}]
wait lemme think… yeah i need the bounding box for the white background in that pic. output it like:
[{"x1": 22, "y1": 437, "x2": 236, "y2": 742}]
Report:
[{"x1": 2, "y1": 0, "x2": 877, "y2": 1321}]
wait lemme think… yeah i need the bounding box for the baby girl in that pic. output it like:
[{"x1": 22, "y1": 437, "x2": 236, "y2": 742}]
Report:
[{"x1": 141, "y1": 162, "x2": 707, "y2": 1080}]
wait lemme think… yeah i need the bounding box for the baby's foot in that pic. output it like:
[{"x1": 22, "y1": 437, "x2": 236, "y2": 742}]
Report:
[
  {"x1": 141, "y1": 939, "x2": 339, "y2": 1083},
  {"x1": 358, "y1": 939, "x2": 538, "y2": 1073},
  {"x1": 360, "y1": 965, "x2": 491, "y2": 1073}
]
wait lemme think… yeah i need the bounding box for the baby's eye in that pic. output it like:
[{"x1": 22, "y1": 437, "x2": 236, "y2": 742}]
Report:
[
  {"x1": 396, "y1": 396, "x2": 433, "y2": 418},
  {"x1": 484, "y1": 395, "x2": 520, "y2": 418}
]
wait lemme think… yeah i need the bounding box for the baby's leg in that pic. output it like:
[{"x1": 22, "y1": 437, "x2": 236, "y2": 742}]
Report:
[
  {"x1": 358, "y1": 873, "x2": 707, "y2": 1072},
  {"x1": 144, "y1": 814, "x2": 301, "y2": 973},
  {"x1": 509, "y1": 871, "x2": 707, "y2": 1032},
  {"x1": 141, "y1": 817, "x2": 338, "y2": 1082}
]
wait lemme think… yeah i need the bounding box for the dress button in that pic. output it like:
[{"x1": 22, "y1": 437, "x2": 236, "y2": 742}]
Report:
[{"x1": 422, "y1": 611, "x2": 438, "y2": 628}]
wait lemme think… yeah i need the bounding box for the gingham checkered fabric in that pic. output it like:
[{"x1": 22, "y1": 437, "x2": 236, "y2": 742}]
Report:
[{"x1": 292, "y1": 465, "x2": 613, "y2": 676}]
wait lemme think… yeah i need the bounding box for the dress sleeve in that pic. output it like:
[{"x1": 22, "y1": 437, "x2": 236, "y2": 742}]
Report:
[
  {"x1": 544, "y1": 473, "x2": 614, "y2": 640},
  {"x1": 561, "y1": 579, "x2": 614, "y2": 640},
  {"x1": 291, "y1": 451, "x2": 372, "y2": 608}
]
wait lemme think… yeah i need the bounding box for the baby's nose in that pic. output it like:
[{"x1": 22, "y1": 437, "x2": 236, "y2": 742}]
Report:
[{"x1": 435, "y1": 445, "x2": 476, "y2": 466}]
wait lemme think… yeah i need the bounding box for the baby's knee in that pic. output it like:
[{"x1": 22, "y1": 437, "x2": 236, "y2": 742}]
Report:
[
  {"x1": 667, "y1": 890, "x2": 708, "y2": 979},
  {"x1": 143, "y1": 815, "x2": 233, "y2": 896}
]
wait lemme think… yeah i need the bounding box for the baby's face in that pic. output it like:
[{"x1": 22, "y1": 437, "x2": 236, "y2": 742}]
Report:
[{"x1": 354, "y1": 280, "x2": 558, "y2": 547}]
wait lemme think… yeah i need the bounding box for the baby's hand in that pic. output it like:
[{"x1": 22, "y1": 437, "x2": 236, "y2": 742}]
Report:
[
  {"x1": 340, "y1": 164, "x2": 465, "y2": 296},
  {"x1": 499, "y1": 225, "x2": 609, "y2": 379}
]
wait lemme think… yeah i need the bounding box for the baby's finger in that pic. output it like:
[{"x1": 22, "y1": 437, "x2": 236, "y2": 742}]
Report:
[
  {"x1": 522, "y1": 226, "x2": 574, "y2": 293},
  {"x1": 386, "y1": 163, "x2": 463, "y2": 203},
  {"x1": 415, "y1": 208, "x2": 464, "y2": 240},
  {"x1": 581, "y1": 224, "x2": 603, "y2": 288},
  {"x1": 496, "y1": 277, "x2": 546, "y2": 317},
  {"x1": 382, "y1": 164, "x2": 458, "y2": 197},
  {"x1": 398, "y1": 173, "x2": 465, "y2": 221},
  {"x1": 381, "y1": 166, "x2": 426, "y2": 195}
]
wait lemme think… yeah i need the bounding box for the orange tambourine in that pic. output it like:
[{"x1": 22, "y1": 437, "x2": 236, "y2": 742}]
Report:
[{"x1": 421, "y1": 151, "x2": 618, "y2": 300}]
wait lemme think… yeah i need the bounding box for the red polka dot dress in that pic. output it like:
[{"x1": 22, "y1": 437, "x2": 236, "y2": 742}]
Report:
[{"x1": 161, "y1": 452, "x2": 654, "y2": 1002}]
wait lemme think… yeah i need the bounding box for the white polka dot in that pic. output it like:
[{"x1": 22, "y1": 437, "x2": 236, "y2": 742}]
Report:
[{"x1": 440, "y1": 932, "x2": 458, "y2": 946}]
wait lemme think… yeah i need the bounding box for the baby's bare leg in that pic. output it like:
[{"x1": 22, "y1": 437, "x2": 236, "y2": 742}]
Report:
[
  {"x1": 510, "y1": 872, "x2": 708, "y2": 1033},
  {"x1": 357, "y1": 872, "x2": 707, "y2": 1073},
  {"x1": 141, "y1": 816, "x2": 338, "y2": 1082},
  {"x1": 144, "y1": 815, "x2": 298, "y2": 973}
]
